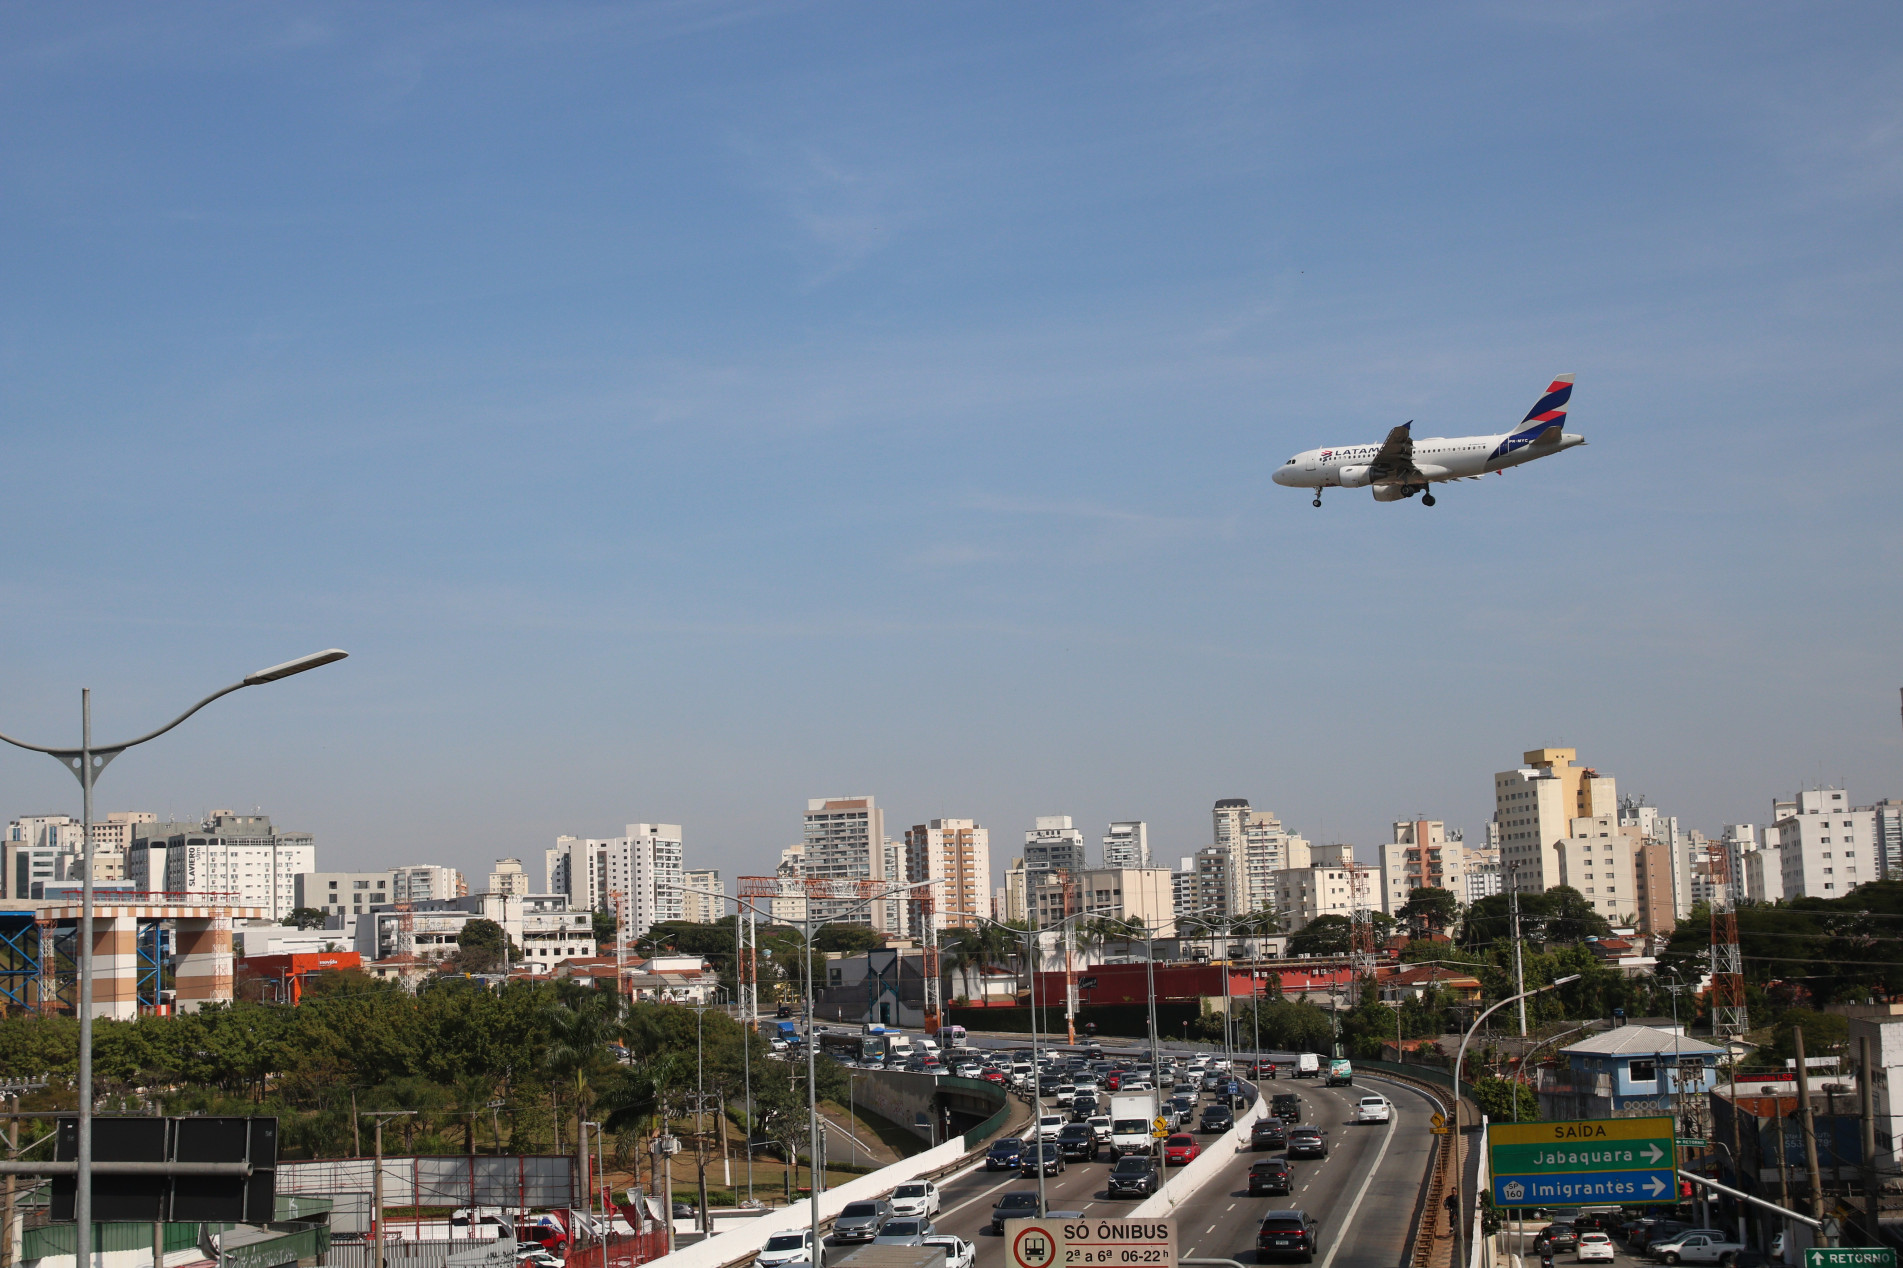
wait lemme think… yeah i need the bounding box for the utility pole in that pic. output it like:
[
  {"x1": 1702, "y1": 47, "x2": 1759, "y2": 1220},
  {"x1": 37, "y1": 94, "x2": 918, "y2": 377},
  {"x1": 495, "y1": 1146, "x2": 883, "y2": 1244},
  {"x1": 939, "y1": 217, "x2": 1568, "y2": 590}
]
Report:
[
  {"x1": 1859, "y1": 1035, "x2": 1879, "y2": 1244},
  {"x1": 1505, "y1": 860, "x2": 1527, "y2": 1037},
  {"x1": 362, "y1": 1111, "x2": 416, "y2": 1268},
  {"x1": 1793, "y1": 1028, "x2": 1828, "y2": 1244}
]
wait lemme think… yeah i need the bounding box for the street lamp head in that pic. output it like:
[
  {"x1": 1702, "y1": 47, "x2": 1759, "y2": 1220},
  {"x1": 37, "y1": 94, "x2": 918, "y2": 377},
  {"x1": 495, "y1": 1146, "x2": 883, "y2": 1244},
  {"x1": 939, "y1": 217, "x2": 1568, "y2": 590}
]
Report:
[
  {"x1": 1553, "y1": 974, "x2": 1583, "y2": 987},
  {"x1": 244, "y1": 649, "x2": 349, "y2": 685}
]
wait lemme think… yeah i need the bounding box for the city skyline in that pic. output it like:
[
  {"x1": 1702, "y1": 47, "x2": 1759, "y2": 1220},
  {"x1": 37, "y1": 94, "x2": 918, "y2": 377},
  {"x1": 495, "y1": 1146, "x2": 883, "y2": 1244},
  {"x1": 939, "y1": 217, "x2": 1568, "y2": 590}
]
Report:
[{"x1": 1, "y1": 6, "x2": 1898, "y2": 891}]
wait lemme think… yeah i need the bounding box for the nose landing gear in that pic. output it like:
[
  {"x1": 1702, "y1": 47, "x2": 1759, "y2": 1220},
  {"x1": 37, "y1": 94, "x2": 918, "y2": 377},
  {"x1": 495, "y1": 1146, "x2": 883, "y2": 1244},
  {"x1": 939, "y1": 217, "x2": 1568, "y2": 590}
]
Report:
[{"x1": 1312, "y1": 495, "x2": 1322, "y2": 508}]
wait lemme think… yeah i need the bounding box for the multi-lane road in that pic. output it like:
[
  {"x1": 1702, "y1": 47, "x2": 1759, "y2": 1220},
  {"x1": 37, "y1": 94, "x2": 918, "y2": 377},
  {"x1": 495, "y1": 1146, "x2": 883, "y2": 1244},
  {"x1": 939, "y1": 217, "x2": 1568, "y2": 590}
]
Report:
[{"x1": 825, "y1": 1045, "x2": 1439, "y2": 1268}]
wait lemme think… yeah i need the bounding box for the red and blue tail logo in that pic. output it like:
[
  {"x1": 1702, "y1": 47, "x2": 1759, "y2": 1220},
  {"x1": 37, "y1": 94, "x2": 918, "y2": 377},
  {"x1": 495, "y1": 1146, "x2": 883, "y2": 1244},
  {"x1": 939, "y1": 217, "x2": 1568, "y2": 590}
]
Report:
[{"x1": 1491, "y1": 374, "x2": 1574, "y2": 460}]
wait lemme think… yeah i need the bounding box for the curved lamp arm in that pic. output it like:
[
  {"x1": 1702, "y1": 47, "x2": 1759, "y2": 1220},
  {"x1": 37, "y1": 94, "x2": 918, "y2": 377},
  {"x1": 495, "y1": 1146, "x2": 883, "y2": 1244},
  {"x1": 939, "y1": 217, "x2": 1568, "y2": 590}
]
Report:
[{"x1": 0, "y1": 649, "x2": 347, "y2": 782}]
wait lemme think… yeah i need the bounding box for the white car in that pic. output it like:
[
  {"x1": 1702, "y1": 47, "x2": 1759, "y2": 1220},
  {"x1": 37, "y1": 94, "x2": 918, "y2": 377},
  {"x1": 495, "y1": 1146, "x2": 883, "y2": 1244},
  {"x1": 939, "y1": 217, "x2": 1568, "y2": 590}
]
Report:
[
  {"x1": 757, "y1": 1231, "x2": 815, "y2": 1268},
  {"x1": 1087, "y1": 1115, "x2": 1114, "y2": 1145},
  {"x1": 1035, "y1": 1113, "x2": 1065, "y2": 1141},
  {"x1": 889, "y1": 1180, "x2": 941, "y2": 1218},
  {"x1": 1354, "y1": 1096, "x2": 1392, "y2": 1124},
  {"x1": 1575, "y1": 1233, "x2": 1615, "y2": 1263},
  {"x1": 922, "y1": 1235, "x2": 976, "y2": 1268}
]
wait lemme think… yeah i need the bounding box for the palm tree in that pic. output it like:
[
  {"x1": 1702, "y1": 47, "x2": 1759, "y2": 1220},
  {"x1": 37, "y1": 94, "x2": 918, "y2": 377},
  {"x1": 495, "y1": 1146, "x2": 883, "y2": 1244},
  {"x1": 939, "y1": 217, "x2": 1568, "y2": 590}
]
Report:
[{"x1": 544, "y1": 1000, "x2": 618, "y2": 1190}]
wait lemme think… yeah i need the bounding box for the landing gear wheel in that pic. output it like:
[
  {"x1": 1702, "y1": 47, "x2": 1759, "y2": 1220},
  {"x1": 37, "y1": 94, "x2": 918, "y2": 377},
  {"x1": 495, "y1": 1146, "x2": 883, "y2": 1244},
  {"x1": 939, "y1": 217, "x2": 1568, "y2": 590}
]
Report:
[
  {"x1": 1312, "y1": 496, "x2": 1322, "y2": 508},
  {"x1": 1422, "y1": 492, "x2": 1436, "y2": 506}
]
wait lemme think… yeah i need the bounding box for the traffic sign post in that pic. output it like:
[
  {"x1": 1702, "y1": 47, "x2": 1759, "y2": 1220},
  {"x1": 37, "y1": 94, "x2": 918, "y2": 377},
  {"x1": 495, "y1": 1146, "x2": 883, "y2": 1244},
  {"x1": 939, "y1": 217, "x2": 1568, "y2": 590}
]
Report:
[
  {"x1": 1489, "y1": 1116, "x2": 1677, "y2": 1207},
  {"x1": 1805, "y1": 1251, "x2": 1897, "y2": 1268},
  {"x1": 1008, "y1": 1217, "x2": 1177, "y2": 1268}
]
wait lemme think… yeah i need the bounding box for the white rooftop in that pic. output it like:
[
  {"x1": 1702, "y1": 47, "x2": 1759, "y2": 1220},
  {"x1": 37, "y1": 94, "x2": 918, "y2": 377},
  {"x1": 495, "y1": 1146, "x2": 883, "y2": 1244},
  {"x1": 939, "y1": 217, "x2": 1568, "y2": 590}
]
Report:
[{"x1": 1561, "y1": 1024, "x2": 1726, "y2": 1058}]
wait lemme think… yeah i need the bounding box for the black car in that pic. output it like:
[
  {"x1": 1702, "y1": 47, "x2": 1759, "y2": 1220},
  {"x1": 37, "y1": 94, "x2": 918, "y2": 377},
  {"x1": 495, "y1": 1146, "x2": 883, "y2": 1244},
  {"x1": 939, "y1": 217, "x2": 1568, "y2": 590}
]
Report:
[
  {"x1": 986, "y1": 1137, "x2": 1025, "y2": 1171},
  {"x1": 1070, "y1": 1093, "x2": 1101, "y2": 1120},
  {"x1": 1022, "y1": 1142, "x2": 1066, "y2": 1177},
  {"x1": 1057, "y1": 1123, "x2": 1098, "y2": 1161},
  {"x1": 1106, "y1": 1155, "x2": 1159, "y2": 1198},
  {"x1": 1535, "y1": 1221, "x2": 1577, "y2": 1253},
  {"x1": 1198, "y1": 1104, "x2": 1235, "y2": 1134},
  {"x1": 1271, "y1": 1093, "x2": 1302, "y2": 1123},
  {"x1": 991, "y1": 1191, "x2": 1043, "y2": 1233},
  {"x1": 1286, "y1": 1127, "x2": 1327, "y2": 1159},
  {"x1": 1248, "y1": 1159, "x2": 1292, "y2": 1195},
  {"x1": 1251, "y1": 1118, "x2": 1288, "y2": 1150},
  {"x1": 1258, "y1": 1210, "x2": 1320, "y2": 1263}
]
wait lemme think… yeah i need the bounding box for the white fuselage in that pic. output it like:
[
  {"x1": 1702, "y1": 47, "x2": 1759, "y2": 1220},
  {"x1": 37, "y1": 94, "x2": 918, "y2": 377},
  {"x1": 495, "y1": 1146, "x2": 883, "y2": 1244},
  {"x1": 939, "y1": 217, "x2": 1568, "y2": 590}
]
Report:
[{"x1": 1271, "y1": 429, "x2": 1585, "y2": 490}]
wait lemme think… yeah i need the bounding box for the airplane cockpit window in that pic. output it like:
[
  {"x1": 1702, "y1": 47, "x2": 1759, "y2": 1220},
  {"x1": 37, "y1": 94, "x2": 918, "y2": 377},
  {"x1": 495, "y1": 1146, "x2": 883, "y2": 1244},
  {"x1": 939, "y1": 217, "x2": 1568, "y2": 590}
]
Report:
[{"x1": 1284, "y1": 458, "x2": 1296, "y2": 465}]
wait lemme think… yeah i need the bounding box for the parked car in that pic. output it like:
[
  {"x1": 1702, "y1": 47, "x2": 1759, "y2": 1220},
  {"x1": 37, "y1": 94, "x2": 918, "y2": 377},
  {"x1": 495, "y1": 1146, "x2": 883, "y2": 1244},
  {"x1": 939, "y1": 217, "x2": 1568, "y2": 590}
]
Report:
[
  {"x1": 831, "y1": 1200, "x2": 892, "y2": 1243},
  {"x1": 991, "y1": 1191, "x2": 1043, "y2": 1234},
  {"x1": 1251, "y1": 1118, "x2": 1288, "y2": 1149},
  {"x1": 1022, "y1": 1142, "x2": 1066, "y2": 1177},
  {"x1": 1198, "y1": 1104, "x2": 1235, "y2": 1134},
  {"x1": 1106, "y1": 1155, "x2": 1159, "y2": 1198},
  {"x1": 890, "y1": 1181, "x2": 941, "y2": 1218},
  {"x1": 1354, "y1": 1096, "x2": 1392, "y2": 1124},
  {"x1": 873, "y1": 1218, "x2": 936, "y2": 1247},
  {"x1": 1058, "y1": 1123, "x2": 1099, "y2": 1161},
  {"x1": 1248, "y1": 1159, "x2": 1293, "y2": 1195},
  {"x1": 921, "y1": 1236, "x2": 976, "y2": 1268},
  {"x1": 1576, "y1": 1233, "x2": 1616, "y2": 1264},
  {"x1": 1286, "y1": 1127, "x2": 1327, "y2": 1159},
  {"x1": 986, "y1": 1137, "x2": 1025, "y2": 1171},
  {"x1": 756, "y1": 1231, "x2": 813, "y2": 1268},
  {"x1": 1258, "y1": 1210, "x2": 1321, "y2": 1263},
  {"x1": 1163, "y1": 1133, "x2": 1201, "y2": 1165}
]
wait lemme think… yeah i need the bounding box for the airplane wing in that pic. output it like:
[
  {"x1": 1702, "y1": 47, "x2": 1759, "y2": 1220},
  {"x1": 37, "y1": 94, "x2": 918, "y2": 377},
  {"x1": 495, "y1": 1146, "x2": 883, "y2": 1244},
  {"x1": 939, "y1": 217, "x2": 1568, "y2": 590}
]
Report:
[{"x1": 1368, "y1": 421, "x2": 1424, "y2": 483}]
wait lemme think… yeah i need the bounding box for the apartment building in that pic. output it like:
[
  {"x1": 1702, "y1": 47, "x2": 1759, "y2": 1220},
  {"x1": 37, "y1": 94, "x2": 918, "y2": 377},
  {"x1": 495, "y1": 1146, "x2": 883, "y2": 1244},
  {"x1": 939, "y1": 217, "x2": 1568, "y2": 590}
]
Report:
[
  {"x1": 681, "y1": 869, "x2": 725, "y2": 923},
  {"x1": 1495, "y1": 748, "x2": 1617, "y2": 893},
  {"x1": 392, "y1": 864, "x2": 465, "y2": 904},
  {"x1": 296, "y1": 870, "x2": 393, "y2": 917},
  {"x1": 1555, "y1": 814, "x2": 1638, "y2": 915},
  {"x1": 1463, "y1": 843, "x2": 1503, "y2": 905},
  {"x1": 546, "y1": 823, "x2": 687, "y2": 937},
  {"x1": 1101, "y1": 820, "x2": 1149, "y2": 870},
  {"x1": 1028, "y1": 866, "x2": 1176, "y2": 934},
  {"x1": 159, "y1": 812, "x2": 315, "y2": 920},
  {"x1": 1633, "y1": 841, "x2": 1678, "y2": 935},
  {"x1": 1023, "y1": 816, "x2": 1088, "y2": 877},
  {"x1": 1272, "y1": 844, "x2": 1370, "y2": 931},
  {"x1": 1213, "y1": 798, "x2": 1308, "y2": 915},
  {"x1": 905, "y1": 818, "x2": 992, "y2": 929},
  {"x1": 488, "y1": 858, "x2": 531, "y2": 896},
  {"x1": 1170, "y1": 858, "x2": 1197, "y2": 923},
  {"x1": 1379, "y1": 819, "x2": 1469, "y2": 914},
  {"x1": 1773, "y1": 787, "x2": 1875, "y2": 898}
]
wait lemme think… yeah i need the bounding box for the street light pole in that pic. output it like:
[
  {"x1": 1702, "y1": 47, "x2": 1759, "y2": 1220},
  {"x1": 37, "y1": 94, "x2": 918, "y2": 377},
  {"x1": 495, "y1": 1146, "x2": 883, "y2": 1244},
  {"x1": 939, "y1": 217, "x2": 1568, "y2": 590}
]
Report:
[
  {"x1": 1452, "y1": 974, "x2": 1581, "y2": 1268},
  {"x1": 0, "y1": 649, "x2": 347, "y2": 1268}
]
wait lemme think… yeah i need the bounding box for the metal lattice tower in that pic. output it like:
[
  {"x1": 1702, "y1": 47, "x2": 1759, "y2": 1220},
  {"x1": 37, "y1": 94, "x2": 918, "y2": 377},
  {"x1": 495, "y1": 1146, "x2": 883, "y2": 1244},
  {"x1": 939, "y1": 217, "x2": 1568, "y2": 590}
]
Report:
[
  {"x1": 739, "y1": 875, "x2": 779, "y2": 1014},
  {"x1": 1707, "y1": 839, "x2": 1748, "y2": 1040},
  {"x1": 1347, "y1": 859, "x2": 1377, "y2": 981}
]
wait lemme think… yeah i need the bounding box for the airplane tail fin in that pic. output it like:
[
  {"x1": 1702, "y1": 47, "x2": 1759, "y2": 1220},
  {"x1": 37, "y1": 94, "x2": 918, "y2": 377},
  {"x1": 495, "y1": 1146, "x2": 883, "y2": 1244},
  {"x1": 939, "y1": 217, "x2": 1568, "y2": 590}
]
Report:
[{"x1": 1512, "y1": 375, "x2": 1573, "y2": 441}]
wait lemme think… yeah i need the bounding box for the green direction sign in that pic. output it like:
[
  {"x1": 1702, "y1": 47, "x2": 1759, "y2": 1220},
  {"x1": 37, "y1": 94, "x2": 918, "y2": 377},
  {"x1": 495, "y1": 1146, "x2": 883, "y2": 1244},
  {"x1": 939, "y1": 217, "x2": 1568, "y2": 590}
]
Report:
[
  {"x1": 1490, "y1": 1116, "x2": 1678, "y2": 1207},
  {"x1": 1805, "y1": 1251, "x2": 1898, "y2": 1268}
]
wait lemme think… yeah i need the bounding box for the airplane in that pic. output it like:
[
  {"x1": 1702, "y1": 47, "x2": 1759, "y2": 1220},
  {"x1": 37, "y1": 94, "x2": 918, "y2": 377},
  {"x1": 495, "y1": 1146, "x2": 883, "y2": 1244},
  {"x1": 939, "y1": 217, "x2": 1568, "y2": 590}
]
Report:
[{"x1": 1272, "y1": 375, "x2": 1584, "y2": 507}]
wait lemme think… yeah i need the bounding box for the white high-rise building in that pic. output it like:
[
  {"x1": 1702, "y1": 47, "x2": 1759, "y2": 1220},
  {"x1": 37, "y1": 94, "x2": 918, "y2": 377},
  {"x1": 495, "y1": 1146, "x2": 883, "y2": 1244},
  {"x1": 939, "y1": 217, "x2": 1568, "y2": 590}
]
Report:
[
  {"x1": 1212, "y1": 800, "x2": 1307, "y2": 916},
  {"x1": 1773, "y1": 788, "x2": 1875, "y2": 898},
  {"x1": 488, "y1": 858, "x2": 530, "y2": 896},
  {"x1": 879, "y1": 836, "x2": 910, "y2": 935},
  {"x1": 296, "y1": 870, "x2": 393, "y2": 918},
  {"x1": 682, "y1": 869, "x2": 725, "y2": 924},
  {"x1": 1556, "y1": 815, "x2": 1639, "y2": 915},
  {"x1": 1102, "y1": 821, "x2": 1149, "y2": 870},
  {"x1": 160, "y1": 812, "x2": 314, "y2": 920},
  {"x1": 906, "y1": 818, "x2": 992, "y2": 930},
  {"x1": 1272, "y1": 844, "x2": 1365, "y2": 932},
  {"x1": 392, "y1": 864, "x2": 465, "y2": 904},
  {"x1": 801, "y1": 796, "x2": 887, "y2": 928},
  {"x1": 1495, "y1": 748, "x2": 1617, "y2": 895},
  {"x1": 546, "y1": 823, "x2": 686, "y2": 937},
  {"x1": 1170, "y1": 857, "x2": 1197, "y2": 922}
]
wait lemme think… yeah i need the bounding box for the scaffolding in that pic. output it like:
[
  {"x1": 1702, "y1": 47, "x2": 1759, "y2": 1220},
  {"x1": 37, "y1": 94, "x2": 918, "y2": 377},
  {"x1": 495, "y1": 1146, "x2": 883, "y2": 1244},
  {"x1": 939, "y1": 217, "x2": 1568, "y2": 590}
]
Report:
[{"x1": 0, "y1": 911, "x2": 45, "y2": 1012}]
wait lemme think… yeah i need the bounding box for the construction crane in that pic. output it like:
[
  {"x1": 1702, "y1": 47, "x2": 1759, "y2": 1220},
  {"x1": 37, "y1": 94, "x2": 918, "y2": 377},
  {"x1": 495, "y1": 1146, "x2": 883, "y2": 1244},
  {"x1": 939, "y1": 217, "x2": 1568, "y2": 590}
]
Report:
[{"x1": 1707, "y1": 839, "x2": 1748, "y2": 1041}]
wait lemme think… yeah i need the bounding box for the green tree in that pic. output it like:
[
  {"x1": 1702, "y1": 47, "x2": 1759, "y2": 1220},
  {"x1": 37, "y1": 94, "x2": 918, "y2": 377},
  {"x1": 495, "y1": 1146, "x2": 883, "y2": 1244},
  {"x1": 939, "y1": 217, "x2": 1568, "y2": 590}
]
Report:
[
  {"x1": 592, "y1": 907, "x2": 618, "y2": 949},
  {"x1": 1397, "y1": 887, "x2": 1460, "y2": 936},
  {"x1": 1471, "y1": 1076, "x2": 1539, "y2": 1122},
  {"x1": 455, "y1": 918, "x2": 514, "y2": 973},
  {"x1": 811, "y1": 923, "x2": 883, "y2": 954},
  {"x1": 1541, "y1": 887, "x2": 1613, "y2": 943},
  {"x1": 1287, "y1": 915, "x2": 1353, "y2": 957},
  {"x1": 281, "y1": 907, "x2": 328, "y2": 930}
]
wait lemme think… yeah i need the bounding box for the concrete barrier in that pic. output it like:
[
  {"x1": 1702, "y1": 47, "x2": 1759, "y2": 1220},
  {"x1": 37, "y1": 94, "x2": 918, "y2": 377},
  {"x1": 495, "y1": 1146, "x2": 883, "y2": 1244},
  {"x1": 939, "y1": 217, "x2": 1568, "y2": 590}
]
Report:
[{"x1": 1130, "y1": 1088, "x2": 1266, "y2": 1218}]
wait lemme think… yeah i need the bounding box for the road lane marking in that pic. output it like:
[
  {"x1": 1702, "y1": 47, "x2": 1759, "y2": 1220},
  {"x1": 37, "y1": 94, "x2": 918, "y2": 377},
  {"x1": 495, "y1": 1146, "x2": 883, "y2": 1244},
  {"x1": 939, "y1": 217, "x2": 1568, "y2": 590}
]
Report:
[{"x1": 1313, "y1": 1108, "x2": 1398, "y2": 1268}]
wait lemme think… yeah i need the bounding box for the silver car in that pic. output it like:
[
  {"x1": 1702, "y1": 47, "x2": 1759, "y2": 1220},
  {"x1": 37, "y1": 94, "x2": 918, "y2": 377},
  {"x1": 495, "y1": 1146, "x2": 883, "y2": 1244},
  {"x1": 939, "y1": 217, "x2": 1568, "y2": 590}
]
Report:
[
  {"x1": 873, "y1": 1218, "x2": 936, "y2": 1247},
  {"x1": 831, "y1": 1199, "x2": 892, "y2": 1243}
]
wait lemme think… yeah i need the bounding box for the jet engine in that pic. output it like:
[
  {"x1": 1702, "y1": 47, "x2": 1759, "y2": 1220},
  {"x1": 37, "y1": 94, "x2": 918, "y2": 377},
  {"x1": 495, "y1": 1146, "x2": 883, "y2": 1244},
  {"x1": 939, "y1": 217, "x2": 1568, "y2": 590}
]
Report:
[
  {"x1": 1372, "y1": 484, "x2": 1417, "y2": 502},
  {"x1": 1337, "y1": 465, "x2": 1374, "y2": 488}
]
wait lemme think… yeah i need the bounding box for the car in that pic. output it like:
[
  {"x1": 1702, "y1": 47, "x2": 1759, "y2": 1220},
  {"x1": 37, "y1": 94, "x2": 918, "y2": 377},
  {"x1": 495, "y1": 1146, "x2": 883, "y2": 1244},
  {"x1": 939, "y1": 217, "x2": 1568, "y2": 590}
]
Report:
[
  {"x1": 1163, "y1": 1133, "x2": 1201, "y2": 1165},
  {"x1": 1286, "y1": 1127, "x2": 1327, "y2": 1159},
  {"x1": 1258, "y1": 1210, "x2": 1321, "y2": 1263},
  {"x1": 516, "y1": 1253, "x2": 563, "y2": 1268},
  {"x1": 1251, "y1": 1118, "x2": 1288, "y2": 1150},
  {"x1": 1576, "y1": 1233, "x2": 1616, "y2": 1264},
  {"x1": 1354, "y1": 1096, "x2": 1392, "y2": 1124},
  {"x1": 1201, "y1": 1072, "x2": 1223, "y2": 1092},
  {"x1": 873, "y1": 1218, "x2": 936, "y2": 1247},
  {"x1": 955, "y1": 1063, "x2": 983, "y2": 1078},
  {"x1": 1070, "y1": 1093, "x2": 1101, "y2": 1119},
  {"x1": 1022, "y1": 1142, "x2": 1066, "y2": 1176},
  {"x1": 1057, "y1": 1123, "x2": 1099, "y2": 1160},
  {"x1": 1087, "y1": 1115, "x2": 1114, "y2": 1145},
  {"x1": 1035, "y1": 1113, "x2": 1066, "y2": 1141},
  {"x1": 756, "y1": 1232, "x2": 814, "y2": 1268},
  {"x1": 983, "y1": 1068, "x2": 1008, "y2": 1085},
  {"x1": 1172, "y1": 1082, "x2": 1198, "y2": 1099},
  {"x1": 1104, "y1": 1070, "x2": 1124, "y2": 1091},
  {"x1": 1055, "y1": 1084, "x2": 1077, "y2": 1103},
  {"x1": 831, "y1": 1199, "x2": 892, "y2": 1243},
  {"x1": 1541, "y1": 1221, "x2": 1579, "y2": 1253},
  {"x1": 1271, "y1": 1093, "x2": 1303, "y2": 1123},
  {"x1": 1626, "y1": 1222, "x2": 1690, "y2": 1251},
  {"x1": 1198, "y1": 1105, "x2": 1235, "y2": 1134},
  {"x1": 922, "y1": 1235, "x2": 976, "y2": 1268},
  {"x1": 1121, "y1": 1078, "x2": 1154, "y2": 1091},
  {"x1": 889, "y1": 1181, "x2": 941, "y2": 1218},
  {"x1": 991, "y1": 1191, "x2": 1043, "y2": 1233},
  {"x1": 1648, "y1": 1233, "x2": 1748, "y2": 1265},
  {"x1": 1105, "y1": 1155, "x2": 1159, "y2": 1197},
  {"x1": 1248, "y1": 1159, "x2": 1293, "y2": 1195},
  {"x1": 986, "y1": 1137, "x2": 1025, "y2": 1171}
]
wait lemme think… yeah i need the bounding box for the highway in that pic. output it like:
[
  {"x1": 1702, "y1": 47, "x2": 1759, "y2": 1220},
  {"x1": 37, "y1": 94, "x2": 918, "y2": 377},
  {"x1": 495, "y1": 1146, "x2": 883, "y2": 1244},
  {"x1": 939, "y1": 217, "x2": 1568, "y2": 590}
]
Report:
[{"x1": 824, "y1": 1051, "x2": 1439, "y2": 1268}]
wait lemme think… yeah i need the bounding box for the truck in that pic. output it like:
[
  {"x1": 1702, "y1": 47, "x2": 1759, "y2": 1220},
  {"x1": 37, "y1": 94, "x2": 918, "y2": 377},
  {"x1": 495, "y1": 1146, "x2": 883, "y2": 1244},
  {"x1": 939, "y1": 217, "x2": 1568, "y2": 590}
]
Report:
[
  {"x1": 1326, "y1": 1058, "x2": 1353, "y2": 1086},
  {"x1": 1646, "y1": 1232, "x2": 1747, "y2": 1265},
  {"x1": 772, "y1": 1020, "x2": 800, "y2": 1044},
  {"x1": 1293, "y1": 1053, "x2": 1320, "y2": 1079},
  {"x1": 1109, "y1": 1091, "x2": 1161, "y2": 1157}
]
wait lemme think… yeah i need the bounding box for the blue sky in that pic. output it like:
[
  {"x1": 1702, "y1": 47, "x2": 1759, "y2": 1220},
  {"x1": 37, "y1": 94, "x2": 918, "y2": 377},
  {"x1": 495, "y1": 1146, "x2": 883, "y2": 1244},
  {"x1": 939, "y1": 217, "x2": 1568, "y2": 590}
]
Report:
[{"x1": 2, "y1": 2, "x2": 1900, "y2": 890}]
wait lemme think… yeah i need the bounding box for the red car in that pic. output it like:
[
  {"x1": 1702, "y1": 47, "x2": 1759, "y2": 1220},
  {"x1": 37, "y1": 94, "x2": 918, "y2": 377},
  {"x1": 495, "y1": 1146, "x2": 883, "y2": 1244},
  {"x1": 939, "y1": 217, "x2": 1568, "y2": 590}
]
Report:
[
  {"x1": 1105, "y1": 1071, "x2": 1123, "y2": 1091},
  {"x1": 1163, "y1": 1133, "x2": 1200, "y2": 1165},
  {"x1": 982, "y1": 1068, "x2": 1008, "y2": 1085}
]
